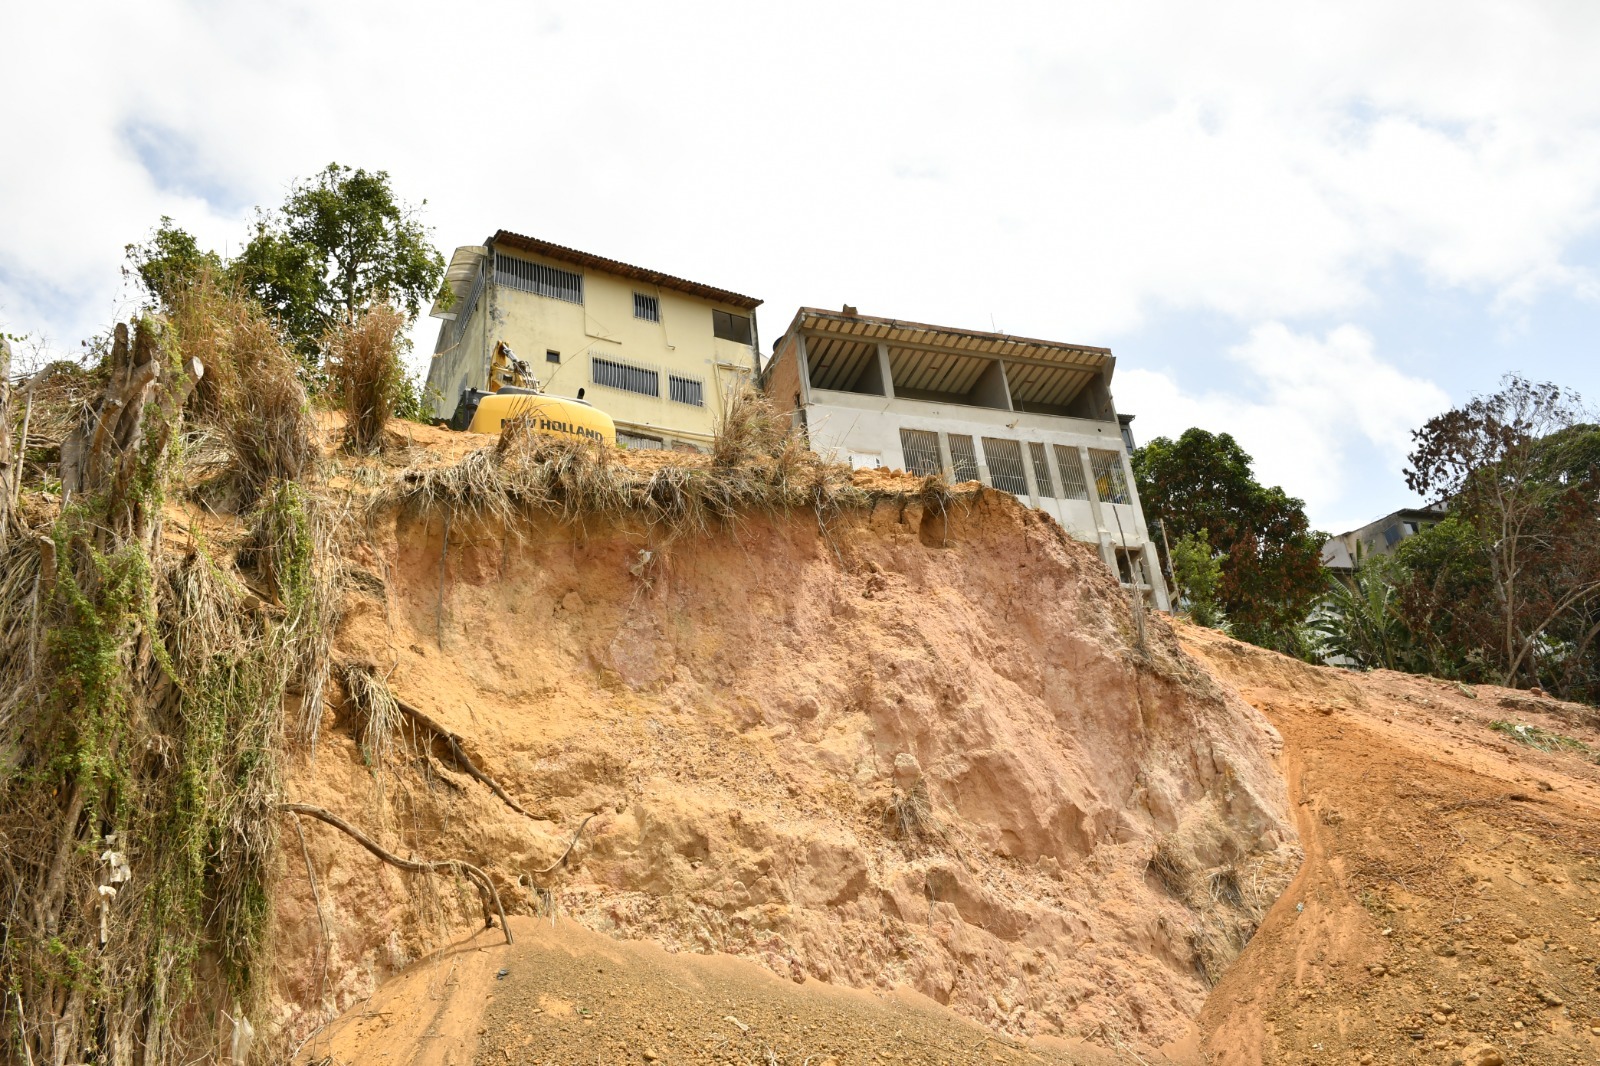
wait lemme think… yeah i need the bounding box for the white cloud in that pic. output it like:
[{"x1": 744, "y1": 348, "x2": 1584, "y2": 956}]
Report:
[
  {"x1": 1116, "y1": 323, "x2": 1451, "y2": 532},
  {"x1": 2, "y1": 0, "x2": 1598, "y2": 525}
]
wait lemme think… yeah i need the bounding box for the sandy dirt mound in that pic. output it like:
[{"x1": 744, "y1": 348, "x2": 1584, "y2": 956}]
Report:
[
  {"x1": 1182, "y1": 623, "x2": 1600, "y2": 1066},
  {"x1": 298, "y1": 916, "x2": 1130, "y2": 1066},
  {"x1": 273, "y1": 480, "x2": 1297, "y2": 1058}
]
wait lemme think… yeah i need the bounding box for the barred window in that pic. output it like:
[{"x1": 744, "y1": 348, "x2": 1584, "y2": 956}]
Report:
[
  {"x1": 899, "y1": 428, "x2": 942, "y2": 477},
  {"x1": 634, "y1": 292, "x2": 660, "y2": 322},
  {"x1": 981, "y1": 438, "x2": 1028, "y2": 496},
  {"x1": 947, "y1": 434, "x2": 980, "y2": 484},
  {"x1": 1089, "y1": 448, "x2": 1132, "y2": 504},
  {"x1": 712, "y1": 310, "x2": 753, "y2": 344},
  {"x1": 618, "y1": 431, "x2": 664, "y2": 450},
  {"x1": 668, "y1": 374, "x2": 704, "y2": 406},
  {"x1": 1029, "y1": 441, "x2": 1055, "y2": 498},
  {"x1": 494, "y1": 252, "x2": 583, "y2": 303},
  {"x1": 591, "y1": 355, "x2": 659, "y2": 397},
  {"x1": 1053, "y1": 445, "x2": 1091, "y2": 501}
]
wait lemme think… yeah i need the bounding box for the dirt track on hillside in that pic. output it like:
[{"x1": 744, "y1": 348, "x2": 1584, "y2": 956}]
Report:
[{"x1": 1184, "y1": 625, "x2": 1600, "y2": 1066}]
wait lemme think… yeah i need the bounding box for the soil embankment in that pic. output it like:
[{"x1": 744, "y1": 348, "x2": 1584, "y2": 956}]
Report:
[
  {"x1": 1185, "y1": 624, "x2": 1600, "y2": 1065},
  {"x1": 280, "y1": 423, "x2": 1296, "y2": 1062}
]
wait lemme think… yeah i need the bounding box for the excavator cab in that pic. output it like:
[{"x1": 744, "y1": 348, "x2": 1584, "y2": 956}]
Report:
[{"x1": 448, "y1": 341, "x2": 617, "y2": 445}]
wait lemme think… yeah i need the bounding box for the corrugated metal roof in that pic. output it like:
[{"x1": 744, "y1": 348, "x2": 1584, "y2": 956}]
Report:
[
  {"x1": 429, "y1": 245, "x2": 487, "y2": 319},
  {"x1": 492, "y1": 231, "x2": 761, "y2": 310}
]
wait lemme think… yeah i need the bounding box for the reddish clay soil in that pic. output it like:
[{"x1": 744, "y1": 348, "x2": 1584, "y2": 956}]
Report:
[{"x1": 1185, "y1": 624, "x2": 1600, "y2": 1066}]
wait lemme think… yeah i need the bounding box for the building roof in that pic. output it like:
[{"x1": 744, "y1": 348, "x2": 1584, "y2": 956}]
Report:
[
  {"x1": 782, "y1": 307, "x2": 1114, "y2": 410},
  {"x1": 491, "y1": 230, "x2": 762, "y2": 310}
]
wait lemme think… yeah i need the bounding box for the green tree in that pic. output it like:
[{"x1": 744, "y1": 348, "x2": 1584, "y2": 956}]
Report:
[
  {"x1": 124, "y1": 217, "x2": 225, "y2": 308},
  {"x1": 232, "y1": 163, "x2": 445, "y2": 358},
  {"x1": 1133, "y1": 428, "x2": 1325, "y2": 654},
  {"x1": 1168, "y1": 529, "x2": 1225, "y2": 628},
  {"x1": 1313, "y1": 551, "x2": 1415, "y2": 671},
  {"x1": 1405, "y1": 376, "x2": 1600, "y2": 694}
]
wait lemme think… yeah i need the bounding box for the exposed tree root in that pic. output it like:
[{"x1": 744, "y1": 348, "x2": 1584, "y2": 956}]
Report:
[{"x1": 280, "y1": 802, "x2": 512, "y2": 945}]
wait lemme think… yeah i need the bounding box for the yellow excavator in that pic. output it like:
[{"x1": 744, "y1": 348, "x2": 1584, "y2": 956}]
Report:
[{"x1": 448, "y1": 341, "x2": 616, "y2": 445}]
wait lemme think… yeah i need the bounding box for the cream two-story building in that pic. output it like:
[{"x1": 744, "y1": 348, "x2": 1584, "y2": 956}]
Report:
[{"x1": 426, "y1": 231, "x2": 762, "y2": 450}]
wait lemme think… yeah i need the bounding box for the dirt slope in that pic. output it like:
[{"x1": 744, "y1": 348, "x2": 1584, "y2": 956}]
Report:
[
  {"x1": 272, "y1": 433, "x2": 1298, "y2": 1060},
  {"x1": 1183, "y1": 624, "x2": 1600, "y2": 1066},
  {"x1": 298, "y1": 916, "x2": 1127, "y2": 1066}
]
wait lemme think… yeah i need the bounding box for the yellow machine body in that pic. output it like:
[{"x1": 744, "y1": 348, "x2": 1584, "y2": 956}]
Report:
[{"x1": 464, "y1": 391, "x2": 617, "y2": 444}]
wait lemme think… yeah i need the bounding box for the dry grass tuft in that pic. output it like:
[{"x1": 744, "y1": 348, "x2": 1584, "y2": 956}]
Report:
[
  {"x1": 325, "y1": 304, "x2": 408, "y2": 455},
  {"x1": 168, "y1": 278, "x2": 317, "y2": 504},
  {"x1": 379, "y1": 392, "x2": 888, "y2": 546},
  {"x1": 884, "y1": 782, "x2": 944, "y2": 846},
  {"x1": 1148, "y1": 836, "x2": 1193, "y2": 898}
]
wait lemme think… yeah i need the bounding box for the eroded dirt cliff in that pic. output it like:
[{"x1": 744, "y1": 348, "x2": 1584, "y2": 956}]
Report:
[{"x1": 274, "y1": 429, "x2": 1298, "y2": 1061}]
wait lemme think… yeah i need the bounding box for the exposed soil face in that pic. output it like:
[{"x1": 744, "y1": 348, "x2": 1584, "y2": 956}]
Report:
[
  {"x1": 274, "y1": 434, "x2": 1297, "y2": 1059},
  {"x1": 1184, "y1": 624, "x2": 1600, "y2": 1066}
]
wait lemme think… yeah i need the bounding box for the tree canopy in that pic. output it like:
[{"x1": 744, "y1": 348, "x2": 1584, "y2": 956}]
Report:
[
  {"x1": 1132, "y1": 428, "x2": 1325, "y2": 652},
  {"x1": 126, "y1": 164, "x2": 445, "y2": 361}
]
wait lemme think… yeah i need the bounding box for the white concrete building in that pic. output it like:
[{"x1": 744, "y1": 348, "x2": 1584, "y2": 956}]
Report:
[{"x1": 764, "y1": 308, "x2": 1169, "y2": 609}]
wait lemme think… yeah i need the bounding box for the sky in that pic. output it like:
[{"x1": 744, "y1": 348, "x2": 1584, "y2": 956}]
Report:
[{"x1": 3, "y1": 1, "x2": 1599, "y2": 534}]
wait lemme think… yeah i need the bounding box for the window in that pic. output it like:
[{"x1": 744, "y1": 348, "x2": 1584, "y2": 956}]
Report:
[
  {"x1": 494, "y1": 252, "x2": 583, "y2": 303},
  {"x1": 1088, "y1": 448, "x2": 1131, "y2": 504},
  {"x1": 1115, "y1": 546, "x2": 1148, "y2": 586},
  {"x1": 440, "y1": 265, "x2": 485, "y2": 351},
  {"x1": 591, "y1": 355, "x2": 660, "y2": 397},
  {"x1": 712, "y1": 309, "x2": 753, "y2": 344},
  {"x1": 668, "y1": 374, "x2": 705, "y2": 407},
  {"x1": 546, "y1": 349, "x2": 561, "y2": 364},
  {"x1": 618, "y1": 431, "x2": 664, "y2": 450},
  {"x1": 1029, "y1": 442, "x2": 1055, "y2": 498},
  {"x1": 947, "y1": 434, "x2": 980, "y2": 484},
  {"x1": 981, "y1": 438, "x2": 1028, "y2": 496},
  {"x1": 1053, "y1": 445, "x2": 1090, "y2": 501},
  {"x1": 634, "y1": 292, "x2": 661, "y2": 322},
  {"x1": 899, "y1": 428, "x2": 942, "y2": 477}
]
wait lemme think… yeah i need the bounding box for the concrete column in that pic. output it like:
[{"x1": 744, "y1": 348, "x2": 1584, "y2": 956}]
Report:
[
  {"x1": 876, "y1": 341, "x2": 896, "y2": 399},
  {"x1": 795, "y1": 333, "x2": 814, "y2": 405},
  {"x1": 936, "y1": 432, "x2": 954, "y2": 479}
]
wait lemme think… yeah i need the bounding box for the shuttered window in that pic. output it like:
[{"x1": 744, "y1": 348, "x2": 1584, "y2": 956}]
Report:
[
  {"x1": 1029, "y1": 442, "x2": 1055, "y2": 498},
  {"x1": 899, "y1": 428, "x2": 942, "y2": 477},
  {"x1": 947, "y1": 434, "x2": 980, "y2": 484},
  {"x1": 494, "y1": 252, "x2": 583, "y2": 303},
  {"x1": 1053, "y1": 445, "x2": 1091, "y2": 501},
  {"x1": 668, "y1": 374, "x2": 704, "y2": 406},
  {"x1": 981, "y1": 438, "x2": 1028, "y2": 496},
  {"x1": 591, "y1": 355, "x2": 659, "y2": 397},
  {"x1": 1089, "y1": 448, "x2": 1132, "y2": 504}
]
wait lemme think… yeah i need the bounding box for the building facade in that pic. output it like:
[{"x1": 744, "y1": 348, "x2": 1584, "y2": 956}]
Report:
[
  {"x1": 1321, "y1": 506, "x2": 1450, "y2": 571},
  {"x1": 426, "y1": 231, "x2": 762, "y2": 450},
  {"x1": 763, "y1": 308, "x2": 1170, "y2": 608}
]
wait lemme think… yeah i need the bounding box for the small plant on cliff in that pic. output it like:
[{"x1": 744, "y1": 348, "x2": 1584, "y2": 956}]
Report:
[
  {"x1": 1169, "y1": 529, "x2": 1225, "y2": 628},
  {"x1": 325, "y1": 303, "x2": 409, "y2": 454}
]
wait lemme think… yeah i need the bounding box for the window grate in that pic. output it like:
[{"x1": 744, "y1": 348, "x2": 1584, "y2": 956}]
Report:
[
  {"x1": 617, "y1": 431, "x2": 664, "y2": 450},
  {"x1": 1089, "y1": 448, "x2": 1132, "y2": 504},
  {"x1": 1054, "y1": 445, "x2": 1091, "y2": 501},
  {"x1": 1029, "y1": 442, "x2": 1055, "y2": 498},
  {"x1": 899, "y1": 428, "x2": 942, "y2": 477},
  {"x1": 494, "y1": 252, "x2": 583, "y2": 303},
  {"x1": 712, "y1": 309, "x2": 753, "y2": 344},
  {"x1": 982, "y1": 438, "x2": 1028, "y2": 496},
  {"x1": 668, "y1": 374, "x2": 704, "y2": 406},
  {"x1": 591, "y1": 355, "x2": 660, "y2": 397},
  {"x1": 947, "y1": 434, "x2": 980, "y2": 484},
  {"x1": 634, "y1": 292, "x2": 661, "y2": 322}
]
